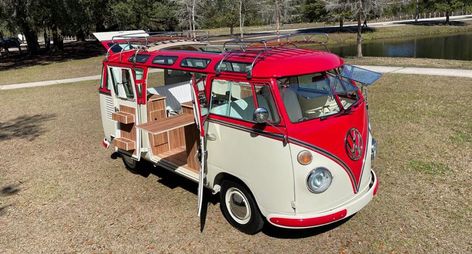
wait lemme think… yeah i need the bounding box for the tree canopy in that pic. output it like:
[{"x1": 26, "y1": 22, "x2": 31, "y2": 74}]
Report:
[{"x1": 0, "y1": 0, "x2": 470, "y2": 54}]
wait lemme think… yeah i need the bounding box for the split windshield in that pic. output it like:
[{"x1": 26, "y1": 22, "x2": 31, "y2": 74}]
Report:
[{"x1": 278, "y1": 69, "x2": 359, "y2": 122}]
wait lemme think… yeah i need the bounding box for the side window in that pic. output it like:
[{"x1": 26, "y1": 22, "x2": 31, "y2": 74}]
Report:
[
  {"x1": 210, "y1": 79, "x2": 255, "y2": 122},
  {"x1": 254, "y1": 85, "x2": 280, "y2": 124},
  {"x1": 109, "y1": 67, "x2": 135, "y2": 100}
]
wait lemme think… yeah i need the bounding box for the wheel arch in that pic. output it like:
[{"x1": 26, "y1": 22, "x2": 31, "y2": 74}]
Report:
[{"x1": 212, "y1": 172, "x2": 264, "y2": 214}]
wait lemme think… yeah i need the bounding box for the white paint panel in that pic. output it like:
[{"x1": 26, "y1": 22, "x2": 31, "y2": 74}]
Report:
[
  {"x1": 206, "y1": 122, "x2": 295, "y2": 216},
  {"x1": 290, "y1": 143, "x2": 365, "y2": 214},
  {"x1": 93, "y1": 30, "x2": 148, "y2": 42}
]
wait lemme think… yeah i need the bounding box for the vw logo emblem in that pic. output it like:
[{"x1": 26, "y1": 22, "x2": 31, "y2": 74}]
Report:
[{"x1": 345, "y1": 128, "x2": 363, "y2": 161}]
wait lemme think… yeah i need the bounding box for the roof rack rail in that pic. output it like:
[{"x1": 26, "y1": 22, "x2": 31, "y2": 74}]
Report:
[
  {"x1": 222, "y1": 33, "x2": 329, "y2": 52},
  {"x1": 104, "y1": 30, "x2": 209, "y2": 61},
  {"x1": 217, "y1": 33, "x2": 330, "y2": 79}
]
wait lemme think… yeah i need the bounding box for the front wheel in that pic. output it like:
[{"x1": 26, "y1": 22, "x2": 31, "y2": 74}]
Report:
[{"x1": 220, "y1": 180, "x2": 264, "y2": 234}]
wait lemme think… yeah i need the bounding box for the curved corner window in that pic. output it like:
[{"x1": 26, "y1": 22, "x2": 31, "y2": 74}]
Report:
[
  {"x1": 181, "y1": 58, "x2": 210, "y2": 69},
  {"x1": 152, "y1": 55, "x2": 178, "y2": 65},
  {"x1": 109, "y1": 67, "x2": 135, "y2": 100}
]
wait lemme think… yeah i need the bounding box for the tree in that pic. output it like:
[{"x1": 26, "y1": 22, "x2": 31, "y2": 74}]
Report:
[
  {"x1": 301, "y1": 0, "x2": 328, "y2": 23},
  {"x1": 0, "y1": 0, "x2": 41, "y2": 54},
  {"x1": 431, "y1": 0, "x2": 465, "y2": 24},
  {"x1": 325, "y1": 0, "x2": 352, "y2": 28}
]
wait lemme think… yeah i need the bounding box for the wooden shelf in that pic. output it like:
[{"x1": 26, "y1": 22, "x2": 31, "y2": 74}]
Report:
[
  {"x1": 137, "y1": 113, "x2": 195, "y2": 134},
  {"x1": 157, "y1": 146, "x2": 198, "y2": 172},
  {"x1": 113, "y1": 137, "x2": 136, "y2": 151},
  {"x1": 112, "y1": 111, "x2": 135, "y2": 124}
]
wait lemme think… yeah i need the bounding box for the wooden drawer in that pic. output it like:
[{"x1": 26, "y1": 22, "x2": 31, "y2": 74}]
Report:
[
  {"x1": 114, "y1": 137, "x2": 136, "y2": 151},
  {"x1": 112, "y1": 111, "x2": 135, "y2": 124}
]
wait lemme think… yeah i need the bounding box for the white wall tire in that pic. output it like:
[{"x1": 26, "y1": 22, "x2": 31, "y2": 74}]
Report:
[{"x1": 220, "y1": 180, "x2": 264, "y2": 234}]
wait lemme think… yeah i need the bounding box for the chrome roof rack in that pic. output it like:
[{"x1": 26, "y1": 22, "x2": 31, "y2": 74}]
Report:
[
  {"x1": 217, "y1": 33, "x2": 330, "y2": 79},
  {"x1": 105, "y1": 30, "x2": 209, "y2": 62}
]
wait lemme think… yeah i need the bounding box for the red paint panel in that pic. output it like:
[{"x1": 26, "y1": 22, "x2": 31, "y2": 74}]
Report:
[
  {"x1": 269, "y1": 209, "x2": 347, "y2": 228},
  {"x1": 373, "y1": 178, "x2": 379, "y2": 196},
  {"x1": 286, "y1": 104, "x2": 368, "y2": 193}
]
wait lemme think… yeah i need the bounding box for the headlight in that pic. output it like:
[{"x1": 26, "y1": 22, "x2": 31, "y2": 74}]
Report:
[{"x1": 307, "y1": 167, "x2": 333, "y2": 193}]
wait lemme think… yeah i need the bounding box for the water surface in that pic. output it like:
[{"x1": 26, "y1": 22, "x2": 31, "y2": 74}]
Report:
[{"x1": 329, "y1": 33, "x2": 472, "y2": 60}]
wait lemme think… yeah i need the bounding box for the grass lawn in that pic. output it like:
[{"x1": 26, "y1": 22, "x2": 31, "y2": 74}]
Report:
[
  {"x1": 0, "y1": 73, "x2": 470, "y2": 252},
  {"x1": 0, "y1": 56, "x2": 103, "y2": 85}
]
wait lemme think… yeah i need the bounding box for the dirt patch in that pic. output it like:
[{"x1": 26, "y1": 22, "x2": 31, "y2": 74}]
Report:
[{"x1": 0, "y1": 75, "x2": 471, "y2": 253}]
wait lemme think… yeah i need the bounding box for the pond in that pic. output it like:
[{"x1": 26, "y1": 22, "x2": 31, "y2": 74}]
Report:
[{"x1": 329, "y1": 33, "x2": 472, "y2": 60}]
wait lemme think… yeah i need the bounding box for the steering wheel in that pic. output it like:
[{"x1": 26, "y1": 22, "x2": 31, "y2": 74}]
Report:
[{"x1": 305, "y1": 106, "x2": 324, "y2": 115}]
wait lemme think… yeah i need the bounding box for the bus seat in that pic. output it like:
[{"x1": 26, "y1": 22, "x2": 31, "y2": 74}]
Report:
[
  {"x1": 281, "y1": 87, "x2": 303, "y2": 122},
  {"x1": 147, "y1": 81, "x2": 192, "y2": 115},
  {"x1": 229, "y1": 95, "x2": 272, "y2": 122}
]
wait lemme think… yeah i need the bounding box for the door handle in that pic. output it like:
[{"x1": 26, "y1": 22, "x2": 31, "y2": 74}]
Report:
[{"x1": 207, "y1": 133, "x2": 217, "y2": 141}]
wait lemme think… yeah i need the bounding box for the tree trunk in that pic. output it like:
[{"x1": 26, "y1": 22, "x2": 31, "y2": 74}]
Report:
[
  {"x1": 76, "y1": 29, "x2": 86, "y2": 41},
  {"x1": 340, "y1": 17, "x2": 344, "y2": 29},
  {"x1": 22, "y1": 27, "x2": 40, "y2": 54},
  {"x1": 52, "y1": 28, "x2": 64, "y2": 51},
  {"x1": 275, "y1": 0, "x2": 280, "y2": 41},
  {"x1": 356, "y1": 7, "x2": 363, "y2": 57},
  {"x1": 446, "y1": 11, "x2": 450, "y2": 24},
  {"x1": 415, "y1": 0, "x2": 419, "y2": 22},
  {"x1": 230, "y1": 25, "x2": 234, "y2": 36},
  {"x1": 191, "y1": 0, "x2": 196, "y2": 38},
  {"x1": 239, "y1": 0, "x2": 243, "y2": 39},
  {"x1": 44, "y1": 30, "x2": 50, "y2": 50}
]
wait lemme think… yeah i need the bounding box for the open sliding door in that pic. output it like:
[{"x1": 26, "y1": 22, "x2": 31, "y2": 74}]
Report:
[
  {"x1": 191, "y1": 74, "x2": 208, "y2": 217},
  {"x1": 108, "y1": 66, "x2": 142, "y2": 160}
]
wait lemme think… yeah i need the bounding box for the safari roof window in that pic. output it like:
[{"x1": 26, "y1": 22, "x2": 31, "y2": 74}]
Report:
[
  {"x1": 180, "y1": 58, "x2": 210, "y2": 69},
  {"x1": 109, "y1": 67, "x2": 134, "y2": 100},
  {"x1": 217, "y1": 61, "x2": 251, "y2": 73}
]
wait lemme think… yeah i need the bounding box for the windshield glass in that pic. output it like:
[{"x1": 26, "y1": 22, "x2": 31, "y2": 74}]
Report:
[{"x1": 278, "y1": 69, "x2": 359, "y2": 122}]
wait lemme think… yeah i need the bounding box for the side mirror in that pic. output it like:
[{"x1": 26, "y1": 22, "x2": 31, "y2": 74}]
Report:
[{"x1": 253, "y1": 107, "x2": 269, "y2": 124}]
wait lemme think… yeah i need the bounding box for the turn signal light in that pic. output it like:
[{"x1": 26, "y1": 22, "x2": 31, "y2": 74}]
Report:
[{"x1": 297, "y1": 150, "x2": 312, "y2": 165}]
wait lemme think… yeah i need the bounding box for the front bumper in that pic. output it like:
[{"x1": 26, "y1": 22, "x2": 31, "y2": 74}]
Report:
[{"x1": 268, "y1": 170, "x2": 379, "y2": 229}]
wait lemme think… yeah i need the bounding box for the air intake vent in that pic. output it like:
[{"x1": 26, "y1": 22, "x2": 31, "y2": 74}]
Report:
[{"x1": 105, "y1": 96, "x2": 114, "y2": 120}]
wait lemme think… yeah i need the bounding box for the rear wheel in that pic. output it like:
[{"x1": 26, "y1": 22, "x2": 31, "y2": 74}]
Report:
[
  {"x1": 122, "y1": 154, "x2": 144, "y2": 174},
  {"x1": 220, "y1": 180, "x2": 264, "y2": 234}
]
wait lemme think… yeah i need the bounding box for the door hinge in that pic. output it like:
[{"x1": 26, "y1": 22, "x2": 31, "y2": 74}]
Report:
[{"x1": 291, "y1": 201, "x2": 296, "y2": 210}]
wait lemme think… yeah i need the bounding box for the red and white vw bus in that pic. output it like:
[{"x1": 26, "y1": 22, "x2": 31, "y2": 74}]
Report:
[{"x1": 95, "y1": 31, "x2": 381, "y2": 234}]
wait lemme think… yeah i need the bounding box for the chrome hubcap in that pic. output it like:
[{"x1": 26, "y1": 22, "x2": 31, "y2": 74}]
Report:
[{"x1": 225, "y1": 187, "x2": 251, "y2": 224}]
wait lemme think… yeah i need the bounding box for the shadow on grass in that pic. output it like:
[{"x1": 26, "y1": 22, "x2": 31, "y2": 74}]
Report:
[
  {"x1": 1, "y1": 183, "x2": 21, "y2": 197},
  {"x1": 111, "y1": 152, "x2": 351, "y2": 236},
  {"x1": 396, "y1": 20, "x2": 468, "y2": 26},
  {"x1": 0, "y1": 205, "x2": 12, "y2": 216},
  {"x1": 0, "y1": 114, "x2": 56, "y2": 142},
  {"x1": 0, "y1": 41, "x2": 105, "y2": 71}
]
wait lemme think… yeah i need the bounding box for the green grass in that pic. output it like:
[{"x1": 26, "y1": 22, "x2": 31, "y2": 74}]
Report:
[
  {"x1": 0, "y1": 72, "x2": 471, "y2": 252},
  {"x1": 409, "y1": 160, "x2": 450, "y2": 175},
  {"x1": 450, "y1": 129, "x2": 472, "y2": 144}
]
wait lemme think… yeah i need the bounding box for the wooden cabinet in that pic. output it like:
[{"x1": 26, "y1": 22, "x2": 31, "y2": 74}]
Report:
[{"x1": 142, "y1": 97, "x2": 199, "y2": 171}]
